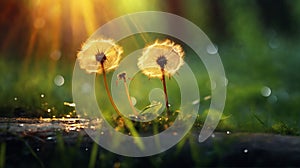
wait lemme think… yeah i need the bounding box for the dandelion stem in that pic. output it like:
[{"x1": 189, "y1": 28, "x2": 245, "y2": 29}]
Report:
[
  {"x1": 122, "y1": 80, "x2": 139, "y2": 116},
  {"x1": 161, "y1": 68, "x2": 170, "y2": 115},
  {"x1": 101, "y1": 63, "x2": 122, "y2": 117}
]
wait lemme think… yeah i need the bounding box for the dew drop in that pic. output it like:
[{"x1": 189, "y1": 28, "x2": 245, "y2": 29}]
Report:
[
  {"x1": 268, "y1": 38, "x2": 280, "y2": 49},
  {"x1": 261, "y1": 86, "x2": 271, "y2": 97},
  {"x1": 130, "y1": 97, "x2": 137, "y2": 106},
  {"x1": 85, "y1": 147, "x2": 89, "y2": 151},
  {"x1": 204, "y1": 95, "x2": 211, "y2": 101},
  {"x1": 46, "y1": 137, "x2": 54, "y2": 140},
  {"x1": 226, "y1": 131, "x2": 230, "y2": 135},
  {"x1": 211, "y1": 133, "x2": 215, "y2": 138},
  {"x1": 40, "y1": 94, "x2": 45, "y2": 98},
  {"x1": 36, "y1": 148, "x2": 40, "y2": 152},
  {"x1": 243, "y1": 148, "x2": 248, "y2": 153},
  {"x1": 47, "y1": 109, "x2": 51, "y2": 113},
  {"x1": 14, "y1": 97, "x2": 18, "y2": 101},
  {"x1": 54, "y1": 75, "x2": 65, "y2": 86},
  {"x1": 268, "y1": 95, "x2": 278, "y2": 104},
  {"x1": 50, "y1": 50, "x2": 61, "y2": 61},
  {"x1": 224, "y1": 77, "x2": 228, "y2": 86},
  {"x1": 278, "y1": 90, "x2": 289, "y2": 100},
  {"x1": 192, "y1": 99, "x2": 200, "y2": 105},
  {"x1": 206, "y1": 44, "x2": 218, "y2": 55}
]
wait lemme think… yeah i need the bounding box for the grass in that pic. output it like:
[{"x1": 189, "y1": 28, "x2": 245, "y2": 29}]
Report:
[
  {"x1": 0, "y1": 37, "x2": 300, "y2": 168},
  {"x1": 1, "y1": 34, "x2": 300, "y2": 134}
]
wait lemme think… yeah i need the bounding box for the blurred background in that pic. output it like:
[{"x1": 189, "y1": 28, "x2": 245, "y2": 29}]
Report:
[{"x1": 0, "y1": 0, "x2": 300, "y2": 133}]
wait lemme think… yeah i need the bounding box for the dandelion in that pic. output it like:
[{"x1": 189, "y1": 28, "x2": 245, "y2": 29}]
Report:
[
  {"x1": 117, "y1": 72, "x2": 138, "y2": 116},
  {"x1": 138, "y1": 39, "x2": 184, "y2": 115},
  {"x1": 77, "y1": 38, "x2": 123, "y2": 116}
]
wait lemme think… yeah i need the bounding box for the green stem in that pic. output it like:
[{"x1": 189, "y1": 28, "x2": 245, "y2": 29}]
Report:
[
  {"x1": 161, "y1": 68, "x2": 170, "y2": 116},
  {"x1": 101, "y1": 63, "x2": 122, "y2": 117},
  {"x1": 123, "y1": 81, "x2": 138, "y2": 116}
]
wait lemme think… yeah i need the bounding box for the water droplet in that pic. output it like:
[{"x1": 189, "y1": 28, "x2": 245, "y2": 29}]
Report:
[
  {"x1": 224, "y1": 77, "x2": 228, "y2": 86},
  {"x1": 130, "y1": 97, "x2": 137, "y2": 106},
  {"x1": 46, "y1": 137, "x2": 54, "y2": 140},
  {"x1": 36, "y1": 148, "x2": 40, "y2": 152},
  {"x1": 268, "y1": 38, "x2": 280, "y2": 49},
  {"x1": 243, "y1": 148, "x2": 248, "y2": 153},
  {"x1": 66, "y1": 115, "x2": 71, "y2": 118},
  {"x1": 211, "y1": 133, "x2": 215, "y2": 138},
  {"x1": 261, "y1": 86, "x2": 271, "y2": 97},
  {"x1": 64, "y1": 102, "x2": 76, "y2": 107},
  {"x1": 50, "y1": 50, "x2": 61, "y2": 61},
  {"x1": 101, "y1": 131, "x2": 104, "y2": 135},
  {"x1": 85, "y1": 148, "x2": 89, "y2": 151},
  {"x1": 18, "y1": 123, "x2": 24, "y2": 127},
  {"x1": 268, "y1": 95, "x2": 278, "y2": 104},
  {"x1": 278, "y1": 90, "x2": 289, "y2": 101},
  {"x1": 192, "y1": 99, "x2": 200, "y2": 105},
  {"x1": 47, "y1": 109, "x2": 51, "y2": 112},
  {"x1": 206, "y1": 44, "x2": 218, "y2": 54},
  {"x1": 204, "y1": 95, "x2": 211, "y2": 101},
  {"x1": 54, "y1": 75, "x2": 65, "y2": 86},
  {"x1": 14, "y1": 97, "x2": 18, "y2": 101},
  {"x1": 226, "y1": 131, "x2": 230, "y2": 135},
  {"x1": 40, "y1": 94, "x2": 45, "y2": 98}
]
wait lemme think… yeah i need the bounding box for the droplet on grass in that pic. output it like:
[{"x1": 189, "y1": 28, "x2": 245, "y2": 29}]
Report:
[
  {"x1": 131, "y1": 97, "x2": 137, "y2": 106},
  {"x1": 261, "y1": 86, "x2": 271, "y2": 97},
  {"x1": 54, "y1": 75, "x2": 65, "y2": 86},
  {"x1": 206, "y1": 44, "x2": 218, "y2": 54},
  {"x1": 46, "y1": 137, "x2": 54, "y2": 140},
  {"x1": 268, "y1": 95, "x2": 278, "y2": 104},
  {"x1": 50, "y1": 50, "x2": 61, "y2": 61},
  {"x1": 192, "y1": 99, "x2": 200, "y2": 105}
]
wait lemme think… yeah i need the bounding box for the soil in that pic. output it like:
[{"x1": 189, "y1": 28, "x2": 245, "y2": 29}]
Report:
[{"x1": 0, "y1": 118, "x2": 300, "y2": 167}]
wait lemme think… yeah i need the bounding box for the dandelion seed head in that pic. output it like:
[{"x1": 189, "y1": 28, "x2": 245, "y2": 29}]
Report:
[
  {"x1": 118, "y1": 72, "x2": 127, "y2": 81},
  {"x1": 77, "y1": 38, "x2": 123, "y2": 74},
  {"x1": 156, "y1": 55, "x2": 168, "y2": 69},
  {"x1": 95, "y1": 51, "x2": 107, "y2": 64},
  {"x1": 138, "y1": 39, "x2": 184, "y2": 78}
]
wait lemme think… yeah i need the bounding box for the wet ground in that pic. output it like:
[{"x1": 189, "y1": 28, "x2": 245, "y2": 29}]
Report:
[{"x1": 0, "y1": 118, "x2": 300, "y2": 167}]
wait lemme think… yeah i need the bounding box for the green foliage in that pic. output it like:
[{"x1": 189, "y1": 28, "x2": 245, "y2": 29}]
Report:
[
  {"x1": 271, "y1": 122, "x2": 299, "y2": 136},
  {"x1": 1, "y1": 1, "x2": 300, "y2": 135}
]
